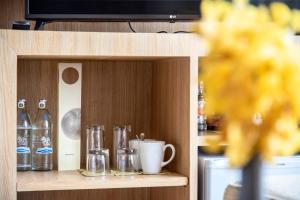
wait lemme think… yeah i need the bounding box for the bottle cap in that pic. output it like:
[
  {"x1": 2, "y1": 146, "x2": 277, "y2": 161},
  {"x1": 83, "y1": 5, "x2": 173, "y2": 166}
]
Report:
[
  {"x1": 38, "y1": 99, "x2": 47, "y2": 109},
  {"x1": 17, "y1": 99, "x2": 26, "y2": 109}
]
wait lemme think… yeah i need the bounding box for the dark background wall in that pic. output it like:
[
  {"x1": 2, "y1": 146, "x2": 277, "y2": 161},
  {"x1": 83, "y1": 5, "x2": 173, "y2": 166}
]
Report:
[{"x1": 0, "y1": 0, "x2": 193, "y2": 32}]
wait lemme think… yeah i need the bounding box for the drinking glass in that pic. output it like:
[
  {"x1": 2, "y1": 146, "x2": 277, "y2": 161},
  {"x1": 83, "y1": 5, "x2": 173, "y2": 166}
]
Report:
[
  {"x1": 117, "y1": 148, "x2": 138, "y2": 173},
  {"x1": 87, "y1": 149, "x2": 109, "y2": 175},
  {"x1": 86, "y1": 125, "x2": 104, "y2": 169},
  {"x1": 113, "y1": 125, "x2": 131, "y2": 168}
]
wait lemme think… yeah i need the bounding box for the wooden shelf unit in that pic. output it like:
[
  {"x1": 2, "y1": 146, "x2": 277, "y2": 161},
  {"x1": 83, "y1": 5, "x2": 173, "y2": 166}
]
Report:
[
  {"x1": 2, "y1": 28, "x2": 298, "y2": 200},
  {"x1": 0, "y1": 30, "x2": 202, "y2": 200},
  {"x1": 17, "y1": 171, "x2": 188, "y2": 192}
]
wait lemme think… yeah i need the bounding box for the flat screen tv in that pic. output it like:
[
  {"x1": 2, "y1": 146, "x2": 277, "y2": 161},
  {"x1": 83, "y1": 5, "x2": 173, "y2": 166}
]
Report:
[{"x1": 25, "y1": 0, "x2": 201, "y2": 22}]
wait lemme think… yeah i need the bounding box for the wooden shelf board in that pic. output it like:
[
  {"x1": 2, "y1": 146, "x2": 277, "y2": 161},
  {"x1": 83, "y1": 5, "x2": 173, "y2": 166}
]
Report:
[
  {"x1": 0, "y1": 30, "x2": 205, "y2": 58},
  {"x1": 17, "y1": 171, "x2": 188, "y2": 192}
]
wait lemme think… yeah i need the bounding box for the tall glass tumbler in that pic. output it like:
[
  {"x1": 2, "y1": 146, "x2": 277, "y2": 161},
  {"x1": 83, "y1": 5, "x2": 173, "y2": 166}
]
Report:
[
  {"x1": 113, "y1": 125, "x2": 131, "y2": 169},
  {"x1": 86, "y1": 125, "x2": 104, "y2": 170}
]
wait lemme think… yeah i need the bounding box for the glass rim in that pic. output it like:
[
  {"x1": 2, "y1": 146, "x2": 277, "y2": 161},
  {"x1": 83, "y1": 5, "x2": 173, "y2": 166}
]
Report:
[
  {"x1": 113, "y1": 125, "x2": 131, "y2": 131},
  {"x1": 86, "y1": 125, "x2": 104, "y2": 131}
]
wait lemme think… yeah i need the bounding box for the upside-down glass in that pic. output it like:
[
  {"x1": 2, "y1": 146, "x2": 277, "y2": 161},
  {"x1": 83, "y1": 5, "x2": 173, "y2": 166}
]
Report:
[
  {"x1": 87, "y1": 149, "x2": 109, "y2": 175},
  {"x1": 117, "y1": 148, "x2": 138, "y2": 173}
]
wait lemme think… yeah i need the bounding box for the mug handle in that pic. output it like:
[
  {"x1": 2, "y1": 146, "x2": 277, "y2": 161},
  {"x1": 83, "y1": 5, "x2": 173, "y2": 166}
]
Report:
[{"x1": 161, "y1": 144, "x2": 176, "y2": 168}]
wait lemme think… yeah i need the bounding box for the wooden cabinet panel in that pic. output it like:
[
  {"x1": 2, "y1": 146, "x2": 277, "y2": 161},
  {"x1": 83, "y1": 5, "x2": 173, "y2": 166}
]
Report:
[
  {"x1": 150, "y1": 58, "x2": 190, "y2": 200},
  {"x1": 0, "y1": 38, "x2": 17, "y2": 200},
  {"x1": 18, "y1": 188, "x2": 150, "y2": 200},
  {"x1": 80, "y1": 61, "x2": 152, "y2": 168}
]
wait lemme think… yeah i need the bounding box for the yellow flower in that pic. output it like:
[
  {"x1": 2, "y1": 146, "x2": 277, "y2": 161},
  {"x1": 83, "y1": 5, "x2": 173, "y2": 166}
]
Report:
[
  {"x1": 198, "y1": 0, "x2": 300, "y2": 167},
  {"x1": 291, "y1": 10, "x2": 300, "y2": 32},
  {"x1": 201, "y1": 0, "x2": 232, "y2": 21},
  {"x1": 270, "y1": 2, "x2": 291, "y2": 27}
]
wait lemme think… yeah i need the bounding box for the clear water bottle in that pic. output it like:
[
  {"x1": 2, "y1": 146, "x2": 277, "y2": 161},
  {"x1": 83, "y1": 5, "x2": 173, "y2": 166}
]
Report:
[
  {"x1": 17, "y1": 99, "x2": 32, "y2": 171},
  {"x1": 198, "y1": 81, "x2": 207, "y2": 135},
  {"x1": 31, "y1": 99, "x2": 53, "y2": 171}
]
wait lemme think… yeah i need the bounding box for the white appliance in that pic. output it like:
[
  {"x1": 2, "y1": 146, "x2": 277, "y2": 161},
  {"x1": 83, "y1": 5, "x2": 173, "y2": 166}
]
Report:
[
  {"x1": 198, "y1": 155, "x2": 300, "y2": 200},
  {"x1": 58, "y1": 63, "x2": 82, "y2": 171}
]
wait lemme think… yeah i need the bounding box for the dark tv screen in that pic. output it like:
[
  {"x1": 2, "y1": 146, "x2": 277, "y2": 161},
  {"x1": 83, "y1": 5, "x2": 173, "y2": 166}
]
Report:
[{"x1": 25, "y1": 0, "x2": 201, "y2": 21}]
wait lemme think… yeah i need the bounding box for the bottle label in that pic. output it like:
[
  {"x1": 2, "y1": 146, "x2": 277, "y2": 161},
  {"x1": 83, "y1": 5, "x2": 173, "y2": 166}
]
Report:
[
  {"x1": 36, "y1": 147, "x2": 53, "y2": 154},
  {"x1": 17, "y1": 136, "x2": 28, "y2": 146},
  {"x1": 41, "y1": 136, "x2": 51, "y2": 146},
  {"x1": 17, "y1": 147, "x2": 30, "y2": 154}
]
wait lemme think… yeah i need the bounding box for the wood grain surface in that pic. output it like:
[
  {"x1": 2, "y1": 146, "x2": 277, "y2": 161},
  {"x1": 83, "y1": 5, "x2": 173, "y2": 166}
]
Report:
[
  {"x1": 17, "y1": 171, "x2": 188, "y2": 192},
  {"x1": 80, "y1": 60, "x2": 153, "y2": 168},
  {"x1": 0, "y1": 36, "x2": 17, "y2": 200},
  {"x1": 150, "y1": 58, "x2": 190, "y2": 200},
  {"x1": 18, "y1": 188, "x2": 150, "y2": 200},
  {"x1": 0, "y1": 30, "x2": 204, "y2": 59}
]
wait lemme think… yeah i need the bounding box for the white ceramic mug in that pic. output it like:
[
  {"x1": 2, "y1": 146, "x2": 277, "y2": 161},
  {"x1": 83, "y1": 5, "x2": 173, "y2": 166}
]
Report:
[
  {"x1": 140, "y1": 141, "x2": 175, "y2": 174},
  {"x1": 129, "y1": 139, "x2": 154, "y2": 170}
]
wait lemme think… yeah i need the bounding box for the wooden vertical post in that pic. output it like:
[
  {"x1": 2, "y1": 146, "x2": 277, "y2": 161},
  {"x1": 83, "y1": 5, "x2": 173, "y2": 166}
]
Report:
[{"x1": 0, "y1": 37, "x2": 17, "y2": 200}]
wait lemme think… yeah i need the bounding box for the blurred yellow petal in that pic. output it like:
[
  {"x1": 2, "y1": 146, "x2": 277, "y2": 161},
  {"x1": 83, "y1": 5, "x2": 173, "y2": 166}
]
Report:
[
  {"x1": 204, "y1": 135, "x2": 224, "y2": 153},
  {"x1": 270, "y1": 2, "x2": 291, "y2": 27},
  {"x1": 233, "y1": 0, "x2": 249, "y2": 7},
  {"x1": 196, "y1": 0, "x2": 300, "y2": 167},
  {"x1": 291, "y1": 10, "x2": 300, "y2": 32},
  {"x1": 201, "y1": 0, "x2": 232, "y2": 21}
]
